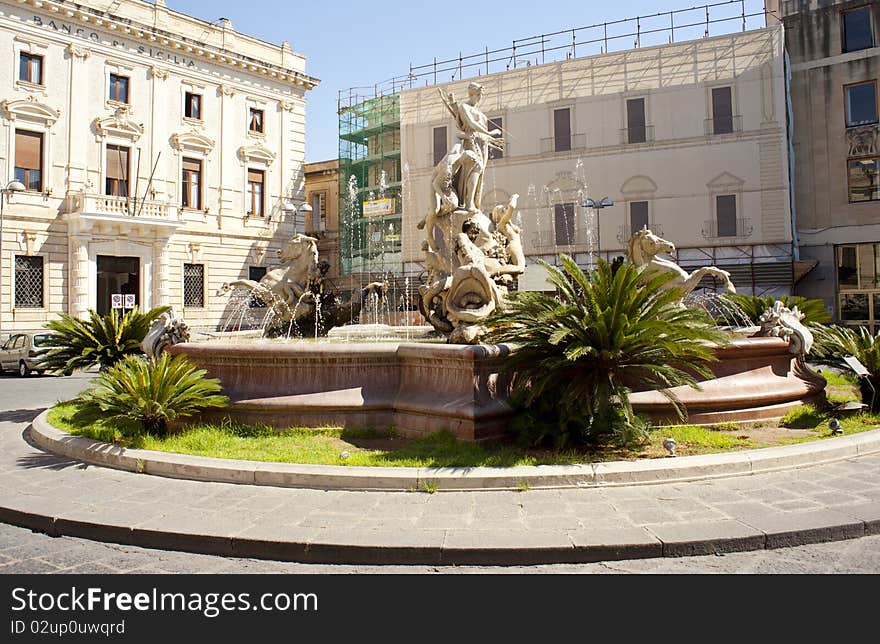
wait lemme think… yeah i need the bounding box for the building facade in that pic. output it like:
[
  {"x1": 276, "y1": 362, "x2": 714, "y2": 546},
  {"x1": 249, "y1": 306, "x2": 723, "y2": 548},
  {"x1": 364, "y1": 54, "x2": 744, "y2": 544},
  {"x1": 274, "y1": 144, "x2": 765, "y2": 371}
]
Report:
[
  {"x1": 399, "y1": 26, "x2": 796, "y2": 294},
  {"x1": 0, "y1": 0, "x2": 317, "y2": 336},
  {"x1": 777, "y1": 0, "x2": 880, "y2": 329},
  {"x1": 304, "y1": 159, "x2": 340, "y2": 280}
]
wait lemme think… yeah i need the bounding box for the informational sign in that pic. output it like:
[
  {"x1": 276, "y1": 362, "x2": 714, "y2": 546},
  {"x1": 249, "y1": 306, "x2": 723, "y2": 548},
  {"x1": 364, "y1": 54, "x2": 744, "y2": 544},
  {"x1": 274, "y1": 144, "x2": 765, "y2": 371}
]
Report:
[
  {"x1": 124, "y1": 294, "x2": 136, "y2": 309},
  {"x1": 111, "y1": 294, "x2": 123, "y2": 310},
  {"x1": 844, "y1": 355, "x2": 871, "y2": 378},
  {"x1": 362, "y1": 198, "x2": 395, "y2": 217}
]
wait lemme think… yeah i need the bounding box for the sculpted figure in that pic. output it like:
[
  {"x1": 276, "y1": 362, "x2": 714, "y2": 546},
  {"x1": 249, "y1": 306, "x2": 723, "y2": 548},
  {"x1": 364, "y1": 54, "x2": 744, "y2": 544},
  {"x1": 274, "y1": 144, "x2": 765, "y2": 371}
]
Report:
[
  {"x1": 141, "y1": 308, "x2": 190, "y2": 358},
  {"x1": 440, "y1": 83, "x2": 504, "y2": 213},
  {"x1": 626, "y1": 227, "x2": 735, "y2": 299}
]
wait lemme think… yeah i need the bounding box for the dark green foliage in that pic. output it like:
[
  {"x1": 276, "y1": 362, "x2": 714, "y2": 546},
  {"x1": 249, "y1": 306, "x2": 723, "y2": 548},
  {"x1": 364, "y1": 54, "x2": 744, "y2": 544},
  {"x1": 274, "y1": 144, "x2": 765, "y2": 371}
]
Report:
[
  {"x1": 73, "y1": 352, "x2": 228, "y2": 436},
  {"x1": 812, "y1": 324, "x2": 880, "y2": 411},
  {"x1": 37, "y1": 307, "x2": 169, "y2": 374},
  {"x1": 721, "y1": 293, "x2": 831, "y2": 326},
  {"x1": 485, "y1": 256, "x2": 727, "y2": 447}
]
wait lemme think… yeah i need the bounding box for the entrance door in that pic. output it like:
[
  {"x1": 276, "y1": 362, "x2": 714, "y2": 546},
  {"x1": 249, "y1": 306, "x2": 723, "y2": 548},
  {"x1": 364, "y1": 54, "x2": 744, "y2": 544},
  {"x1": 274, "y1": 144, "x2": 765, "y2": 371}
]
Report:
[{"x1": 96, "y1": 255, "x2": 140, "y2": 316}]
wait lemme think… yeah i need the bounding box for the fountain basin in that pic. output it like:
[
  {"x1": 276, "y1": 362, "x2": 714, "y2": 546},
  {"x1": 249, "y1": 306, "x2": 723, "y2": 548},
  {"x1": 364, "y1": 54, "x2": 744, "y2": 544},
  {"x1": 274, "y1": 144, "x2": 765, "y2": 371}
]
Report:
[
  {"x1": 170, "y1": 336, "x2": 825, "y2": 441},
  {"x1": 169, "y1": 341, "x2": 514, "y2": 441}
]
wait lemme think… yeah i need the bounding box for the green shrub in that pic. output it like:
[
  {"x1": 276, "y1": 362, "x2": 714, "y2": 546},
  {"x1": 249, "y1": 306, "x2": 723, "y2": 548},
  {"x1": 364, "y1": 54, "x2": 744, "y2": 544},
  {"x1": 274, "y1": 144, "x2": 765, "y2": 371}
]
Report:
[
  {"x1": 720, "y1": 293, "x2": 831, "y2": 326},
  {"x1": 37, "y1": 307, "x2": 169, "y2": 374},
  {"x1": 73, "y1": 352, "x2": 228, "y2": 436},
  {"x1": 485, "y1": 256, "x2": 727, "y2": 448},
  {"x1": 811, "y1": 324, "x2": 880, "y2": 411}
]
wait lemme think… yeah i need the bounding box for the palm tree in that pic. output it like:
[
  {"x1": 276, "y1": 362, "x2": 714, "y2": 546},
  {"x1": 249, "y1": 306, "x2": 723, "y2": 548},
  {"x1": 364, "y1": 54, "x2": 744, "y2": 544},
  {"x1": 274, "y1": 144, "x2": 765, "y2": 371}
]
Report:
[
  {"x1": 74, "y1": 352, "x2": 228, "y2": 435},
  {"x1": 811, "y1": 324, "x2": 880, "y2": 411},
  {"x1": 37, "y1": 306, "x2": 169, "y2": 374},
  {"x1": 485, "y1": 256, "x2": 727, "y2": 446}
]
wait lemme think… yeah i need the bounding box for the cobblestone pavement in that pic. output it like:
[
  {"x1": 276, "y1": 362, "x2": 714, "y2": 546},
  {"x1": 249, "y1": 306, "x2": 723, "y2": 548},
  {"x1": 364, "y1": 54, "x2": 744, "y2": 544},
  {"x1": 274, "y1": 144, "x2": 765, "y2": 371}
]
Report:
[{"x1": 2, "y1": 371, "x2": 880, "y2": 572}]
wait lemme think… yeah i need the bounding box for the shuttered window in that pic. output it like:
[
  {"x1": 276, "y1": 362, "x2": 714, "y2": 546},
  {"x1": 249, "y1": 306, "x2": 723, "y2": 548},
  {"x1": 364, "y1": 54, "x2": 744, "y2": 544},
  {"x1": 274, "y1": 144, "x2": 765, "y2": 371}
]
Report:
[
  {"x1": 553, "y1": 108, "x2": 571, "y2": 152},
  {"x1": 14, "y1": 130, "x2": 42, "y2": 192},
  {"x1": 106, "y1": 145, "x2": 129, "y2": 197},
  {"x1": 711, "y1": 87, "x2": 734, "y2": 134},
  {"x1": 19, "y1": 53, "x2": 42, "y2": 84},
  {"x1": 432, "y1": 126, "x2": 447, "y2": 166},
  {"x1": 716, "y1": 195, "x2": 738, "y2": 237},
  {"x1": 247, "y1": 169, "x2": 265, "y2": 216},
  {"x1": 181, "y1": 158, "x2": 202, "y2": 209},
  {"x1": 554, "y1": 203, "x2": 575, "y2": 246},
  {"x1": 627, "y1": 98, "x2": 646, "y2": 143},
  {"x1": 630, "y1": 201, "x2": 649, "y2": 235}
]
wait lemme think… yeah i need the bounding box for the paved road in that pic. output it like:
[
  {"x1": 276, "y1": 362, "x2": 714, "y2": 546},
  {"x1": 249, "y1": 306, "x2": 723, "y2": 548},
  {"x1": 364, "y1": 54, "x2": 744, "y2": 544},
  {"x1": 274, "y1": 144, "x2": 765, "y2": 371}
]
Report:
[{"x1": 1, "y1": 371, "x2": 879, "y2": 573}]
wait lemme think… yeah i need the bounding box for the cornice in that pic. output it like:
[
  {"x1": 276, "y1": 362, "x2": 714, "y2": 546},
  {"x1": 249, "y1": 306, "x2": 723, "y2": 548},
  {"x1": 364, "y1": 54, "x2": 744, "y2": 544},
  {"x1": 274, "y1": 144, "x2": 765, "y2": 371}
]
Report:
[
  {"x1": 11, "y1": 0, "x2": 319, "y2": 90},
  {"x1": 93, "y1": 105, "x2": 144, "y2": 141},
  {"x1": 0, "y1": 95, "x2": 61, "y2": 125}
]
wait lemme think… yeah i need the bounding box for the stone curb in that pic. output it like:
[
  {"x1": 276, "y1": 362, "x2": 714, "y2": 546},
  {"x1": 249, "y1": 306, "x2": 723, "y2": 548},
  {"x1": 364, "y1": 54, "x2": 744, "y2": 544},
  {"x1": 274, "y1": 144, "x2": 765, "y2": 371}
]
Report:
[{"x1": 29, "y1": 410, "x2": 880, "y2": 492}]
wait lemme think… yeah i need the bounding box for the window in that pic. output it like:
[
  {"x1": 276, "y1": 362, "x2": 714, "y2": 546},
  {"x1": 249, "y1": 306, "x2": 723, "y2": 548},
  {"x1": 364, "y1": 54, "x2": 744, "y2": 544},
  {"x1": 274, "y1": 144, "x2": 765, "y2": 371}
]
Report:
[
  {"x1": 184, "y1": 92, "x2": 202, "y2": 120},
  {"x1": 846, "y1": 81, "x2": 878, "y2": 127},
  {"x1": 247, "y1": 169, "x2": 265, "y2": 216},
  {"x1": 19, "y1": 53, "x2": 42, "y2": 85},
  {"x1": 248, "y1": 266, "x2": 267, "y2": 308},
  {"x1": 14, "y1": 255, "x2": 43, "y2": 308},
  {"x1": 843, "y1": 6, "x2": 874, "y2": 53},
  {"x1": 626, "y1": 98, "x2": 647, "y2": 143},
  {"x1": 105, "y1": 145, "x2": 129, "y2": 197},
  {"x1": 109, "y1": 74, "x2": 129, "y2": 103},
  {"x1": 310, "y1": 191, "x2": 327, "y2": 231},
  {"x1": 630, "y1": 201, "x2": 649, "y2": 236},
  {"x1": 432, "y1": 126, "x2": 447, "y2": 166},
  {"x1": 554, "y1": 203, "x2": 575, "y2": 246},
  {"x1": 488, "y1": 117, "x2": 503, "y2": 160},
  {"x1": 248, "y1": 108, "x2": 264, "y2": 134},
  {"x1": 716, "y1": 194, "x2": 738, "y2": 237},
  {"x1": 183, "y1": 263, "x2": 205, "y2": 308},
  {"x1": 14, "y1": 130, "x2": 43, "y2": 192},
  {"x1": 711, "y1": 87, "x2": 734, "y2": 134},
  {"x1": 553, "y1": 108, "x2": 571, "y2": 152},
  {"x1": 181, "y1": 158, "x2": 202, "y2": 210},
  {"x1": 849, "y1": 157, "x2": 880, "y2": 202}
]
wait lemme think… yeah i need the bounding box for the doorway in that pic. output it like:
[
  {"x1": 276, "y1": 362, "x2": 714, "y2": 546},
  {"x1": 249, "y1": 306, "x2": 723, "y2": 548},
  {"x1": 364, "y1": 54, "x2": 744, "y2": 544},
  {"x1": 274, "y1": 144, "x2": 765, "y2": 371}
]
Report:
[{"x1": 96, "y1": 255, "x2": 140, "y2": 316}]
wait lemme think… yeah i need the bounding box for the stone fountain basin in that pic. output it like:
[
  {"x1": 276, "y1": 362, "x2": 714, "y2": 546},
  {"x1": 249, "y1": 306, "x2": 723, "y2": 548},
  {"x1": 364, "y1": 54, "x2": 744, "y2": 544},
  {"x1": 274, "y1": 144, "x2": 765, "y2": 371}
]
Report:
[{"x1": 170, "y1": 336, "x2": 825, "y2": 441}]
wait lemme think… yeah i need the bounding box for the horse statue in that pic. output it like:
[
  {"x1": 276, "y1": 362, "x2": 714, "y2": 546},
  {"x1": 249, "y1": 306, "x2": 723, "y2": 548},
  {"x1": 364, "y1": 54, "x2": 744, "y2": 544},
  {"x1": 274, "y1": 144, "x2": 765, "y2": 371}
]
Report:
[
  {"x1": 141, "y1": 308, "x2": 190, "y2": 358},
  {"x1": 217, "y1": 233, "x2": 322, "y2": 324},
  {"x1": 626, "y1": 227, "x2": 736, "y2": 297}
]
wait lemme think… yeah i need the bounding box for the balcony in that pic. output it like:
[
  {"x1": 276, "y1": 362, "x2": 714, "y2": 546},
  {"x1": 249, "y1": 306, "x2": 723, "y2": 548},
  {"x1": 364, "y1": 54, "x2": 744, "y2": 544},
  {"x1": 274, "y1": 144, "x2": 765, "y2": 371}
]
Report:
[
  {"x1": 704, "y1": 115, "x2": 743, "y2": 136},
  {"x1": 67, "y1": 193, "x2": 181, "y2": 229},
  {"x1": 620, "y1": 125, "x2": 655, "y2": 145},
  {"x1": 539, "y1": 133, "x2": 587, "y2": 154},
  {"x1": 702, "y1": 218, "x2": 753, "y2": 239},
  {"x1": 618, "y1": 223, "x2": 663, "y2": 244}
]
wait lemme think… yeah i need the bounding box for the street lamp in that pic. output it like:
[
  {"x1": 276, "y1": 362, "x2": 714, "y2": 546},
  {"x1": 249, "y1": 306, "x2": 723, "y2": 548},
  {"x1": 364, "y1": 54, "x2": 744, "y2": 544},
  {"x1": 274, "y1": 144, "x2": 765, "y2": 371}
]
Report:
[
  {"x1": 582, "y1": 196, "x2": 614, "y2": 263},
  {"x1": 0, "y1": 180, "x2": 27, "y2": 339},
  {"x1": 296, "y1": 202, "x2": 313, "y2": 233}
]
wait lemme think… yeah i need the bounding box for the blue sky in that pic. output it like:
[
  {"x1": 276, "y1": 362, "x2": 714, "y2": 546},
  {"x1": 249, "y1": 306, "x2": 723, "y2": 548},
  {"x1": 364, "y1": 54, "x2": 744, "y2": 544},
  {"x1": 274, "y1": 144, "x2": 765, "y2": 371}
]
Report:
[{"x1": 163, "y1": 0, "x2": 768, "y2": 162}]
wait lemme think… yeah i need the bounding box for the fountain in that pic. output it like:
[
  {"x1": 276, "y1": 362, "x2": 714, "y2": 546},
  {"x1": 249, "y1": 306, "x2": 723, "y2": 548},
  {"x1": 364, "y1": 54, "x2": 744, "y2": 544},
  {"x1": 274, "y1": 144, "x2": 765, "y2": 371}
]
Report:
[{"x1": 166, "y1": 84, "x2": 825, "y2": 440}]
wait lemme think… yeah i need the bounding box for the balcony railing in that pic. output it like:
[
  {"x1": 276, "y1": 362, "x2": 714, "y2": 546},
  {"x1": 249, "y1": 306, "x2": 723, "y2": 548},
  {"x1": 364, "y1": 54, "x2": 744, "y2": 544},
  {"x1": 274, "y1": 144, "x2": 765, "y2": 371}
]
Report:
[
  {"x1": 704, "y1": 115, "x2": 743, "y2": 136},
  {"x1": 620, "y1": 125, "x2": 655, "y2": 145},
  {"x1": 77, "y1": 193, "x2": 180, "y2": 221},
  {"x1": 539, "y1": 133, "x2": 587, "y2": 154},
  {"x1": 618, "y1": 223, "x2": 663, "y2": 244},
  {"x1": 702, "y1": 218, "x2": 753, "y2": 239}
]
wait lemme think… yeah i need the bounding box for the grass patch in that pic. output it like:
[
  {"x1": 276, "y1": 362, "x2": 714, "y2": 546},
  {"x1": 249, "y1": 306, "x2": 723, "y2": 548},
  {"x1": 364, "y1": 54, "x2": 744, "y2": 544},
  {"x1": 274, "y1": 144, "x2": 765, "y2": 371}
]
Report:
[
  {"x1": 779, "y1": 405, "x2": 823, "y2": 429},
  {"x1": 46, "y1": 401, "x2": 880, "y2": 468},
  {"x1": 817, "y1": 371, "x2": 858, "y2": 388}
]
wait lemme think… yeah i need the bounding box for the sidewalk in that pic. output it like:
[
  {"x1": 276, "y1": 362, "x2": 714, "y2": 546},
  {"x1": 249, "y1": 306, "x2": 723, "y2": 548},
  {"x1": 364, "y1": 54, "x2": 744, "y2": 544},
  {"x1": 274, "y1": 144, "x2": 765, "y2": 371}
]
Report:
[{"x1": 2, "y1": 416, "x2": 880, "y2": 565}]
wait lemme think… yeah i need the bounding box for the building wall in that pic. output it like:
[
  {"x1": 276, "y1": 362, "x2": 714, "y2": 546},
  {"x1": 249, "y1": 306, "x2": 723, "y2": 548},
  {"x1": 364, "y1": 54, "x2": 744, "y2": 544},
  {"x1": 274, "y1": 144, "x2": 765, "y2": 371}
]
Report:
[
  {"x1": 0, "y1": 0, "x2": 317, "y2": 336},
  {"x1": 783, "y1": 0, "x2": 880, "y2": 327},
  {"x1": 399, "y1": 26, "x2": 793, "y2": 291},
  {"x1": 304, "y1": 159, "x2": 340, "y2": 279}
]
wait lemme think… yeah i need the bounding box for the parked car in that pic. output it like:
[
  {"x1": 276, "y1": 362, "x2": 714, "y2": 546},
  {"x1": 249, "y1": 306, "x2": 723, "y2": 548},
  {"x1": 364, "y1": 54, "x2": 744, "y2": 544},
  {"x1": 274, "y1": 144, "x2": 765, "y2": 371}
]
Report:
[{"x1": 0, "y1": 332, "x2": 53, "y2": 376}]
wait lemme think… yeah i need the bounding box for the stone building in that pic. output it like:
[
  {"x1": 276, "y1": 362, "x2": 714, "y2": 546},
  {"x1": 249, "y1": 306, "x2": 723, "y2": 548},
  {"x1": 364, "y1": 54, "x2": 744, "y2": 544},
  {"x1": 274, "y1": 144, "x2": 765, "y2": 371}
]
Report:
[
  {"x1": 0, "y1": 0, "x2": 317, "y2": 336},
  {"x1": 399, "y1": 25, "x2": 797, "y2": 294},
  {"x1": 304, "y1": 159, "x2": 340, "y2": 281},
  {"x1": 775, "y1": 0, "x2": 880, "y2": 329}
]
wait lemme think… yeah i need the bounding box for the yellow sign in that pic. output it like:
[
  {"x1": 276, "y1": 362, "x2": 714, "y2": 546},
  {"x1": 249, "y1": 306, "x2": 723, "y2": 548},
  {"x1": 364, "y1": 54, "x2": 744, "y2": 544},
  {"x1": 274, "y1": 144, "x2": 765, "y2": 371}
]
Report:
[{"x1": 362, "y1": 198, "x2": 395, "y2": 217}]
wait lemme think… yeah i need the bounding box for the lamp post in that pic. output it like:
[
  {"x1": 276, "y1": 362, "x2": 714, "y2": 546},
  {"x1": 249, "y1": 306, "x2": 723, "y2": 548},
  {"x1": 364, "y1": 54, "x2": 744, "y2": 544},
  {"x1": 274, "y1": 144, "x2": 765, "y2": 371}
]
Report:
[
  {"x1": 296, "y1": 202, "x2": 313, "y2": 233},
  {"x1": 0, "y1": 180, "x2": 27, "y2": 339},
  {"x1": 582, "y1": 196, "x2": 614, "y2": 264}
]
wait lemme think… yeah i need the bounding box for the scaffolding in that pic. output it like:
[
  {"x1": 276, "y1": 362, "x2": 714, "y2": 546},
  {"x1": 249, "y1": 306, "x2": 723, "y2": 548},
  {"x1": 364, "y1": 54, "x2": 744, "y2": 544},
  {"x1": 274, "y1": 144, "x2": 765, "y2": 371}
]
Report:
[{"x1": 338, "y1": 91, "x2": 402, "y2": 277}]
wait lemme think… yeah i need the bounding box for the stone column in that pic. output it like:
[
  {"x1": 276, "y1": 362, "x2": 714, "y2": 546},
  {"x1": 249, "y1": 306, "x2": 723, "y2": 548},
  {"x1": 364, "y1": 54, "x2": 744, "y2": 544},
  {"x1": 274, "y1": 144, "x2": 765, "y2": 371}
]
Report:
[
  {"x1": 70, "y1": 233, "x2": 90, "y2": 319},
  {"x1": 152, "y1": 237, "x2": 171, "y2": 308}
]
